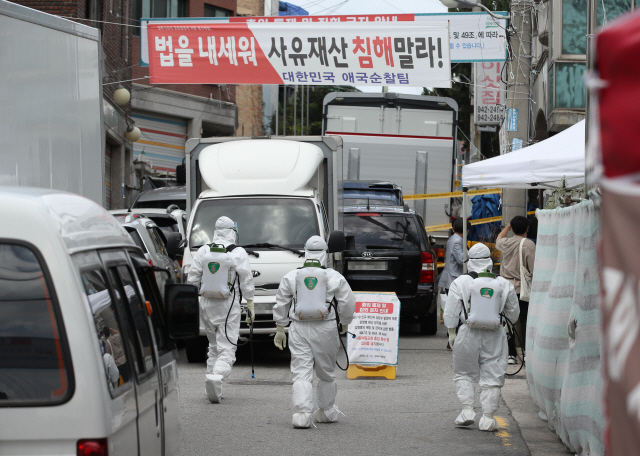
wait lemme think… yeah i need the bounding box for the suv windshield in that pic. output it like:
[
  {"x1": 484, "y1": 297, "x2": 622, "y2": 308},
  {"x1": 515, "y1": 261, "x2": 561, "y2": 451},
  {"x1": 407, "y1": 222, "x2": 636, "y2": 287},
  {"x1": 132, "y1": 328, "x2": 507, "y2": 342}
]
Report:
[
  {"x1": 132, "y1": 199, "x2": 186, "y2": 210},
  {"x1": 344, "y1": 213, "x2": 423, "y2": 251},
  {"x1": 189, "y1": 198, "x2": 319, "y2": 249}
]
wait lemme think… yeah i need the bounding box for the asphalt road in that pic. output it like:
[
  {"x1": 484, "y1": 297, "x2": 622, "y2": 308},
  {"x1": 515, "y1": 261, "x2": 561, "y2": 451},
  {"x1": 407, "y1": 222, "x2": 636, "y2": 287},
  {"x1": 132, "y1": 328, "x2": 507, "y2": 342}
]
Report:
[{"x1": 178, "y1": 322, "x2": 567, "y2": 456}]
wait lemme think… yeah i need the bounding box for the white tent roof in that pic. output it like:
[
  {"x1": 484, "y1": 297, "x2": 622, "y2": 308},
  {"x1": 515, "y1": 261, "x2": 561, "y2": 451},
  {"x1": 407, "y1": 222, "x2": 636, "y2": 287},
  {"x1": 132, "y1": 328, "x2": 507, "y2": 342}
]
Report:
[{"x1": 462, "y1": 120, "x2": 585, "y2": 189}]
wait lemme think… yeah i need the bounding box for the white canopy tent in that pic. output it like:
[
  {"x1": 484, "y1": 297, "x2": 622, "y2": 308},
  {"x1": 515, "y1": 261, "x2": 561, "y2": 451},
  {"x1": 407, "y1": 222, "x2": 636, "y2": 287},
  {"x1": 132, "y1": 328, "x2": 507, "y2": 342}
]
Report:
[
  {"x1": 459, "y1": 120, "x2": 585, "y2": 267},
  {"x1": 462, "y1": 120, "x2": 585, "y2": 190}
]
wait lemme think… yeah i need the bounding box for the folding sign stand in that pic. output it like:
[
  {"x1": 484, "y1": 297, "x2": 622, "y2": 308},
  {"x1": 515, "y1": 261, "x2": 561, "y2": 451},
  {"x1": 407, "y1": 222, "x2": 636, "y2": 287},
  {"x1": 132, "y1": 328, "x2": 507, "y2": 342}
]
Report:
[{"x1": 346, "y1": 292, "x2": 400, "y2": 381}]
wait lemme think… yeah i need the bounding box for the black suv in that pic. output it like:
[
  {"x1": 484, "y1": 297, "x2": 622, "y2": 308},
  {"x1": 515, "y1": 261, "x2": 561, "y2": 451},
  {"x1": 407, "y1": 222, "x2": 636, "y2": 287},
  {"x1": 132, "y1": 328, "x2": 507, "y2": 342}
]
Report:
[{"x1": 343, "y1": 206, "x2": 438, "y2": 335}]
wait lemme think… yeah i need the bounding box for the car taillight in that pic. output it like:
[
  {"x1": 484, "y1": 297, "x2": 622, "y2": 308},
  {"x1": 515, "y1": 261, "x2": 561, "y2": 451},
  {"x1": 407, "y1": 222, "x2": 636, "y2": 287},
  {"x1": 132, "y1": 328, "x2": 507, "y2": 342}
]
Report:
[
  {"x1": 419, "y1": 252, "x2": 435, "y2": 283},
  {"x1": 148, "y1": 259, "x2": 154, "y2": 267},
  {"x1": 77, "y1": 439, "x2": 108, "y2": 456}
]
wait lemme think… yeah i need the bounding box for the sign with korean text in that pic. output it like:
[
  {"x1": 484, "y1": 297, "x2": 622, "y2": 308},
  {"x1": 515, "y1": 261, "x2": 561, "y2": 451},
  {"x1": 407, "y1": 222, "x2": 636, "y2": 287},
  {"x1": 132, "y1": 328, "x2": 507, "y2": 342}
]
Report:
[
  {"x1": 474, "y1": 61, "x2": 506, "y2": 125},
  {"x1": 140, "y1": 12, "x2": 507, "y2": 67},
  {"x1": 507, "y1": 108, "x2": 518, "y2": 131},
  {"x1": 347, "y1": 292, "x2": 400, "y2": 366},
  {"x1": 147, "y1": 22, "x2": 451, "y2": 87}
]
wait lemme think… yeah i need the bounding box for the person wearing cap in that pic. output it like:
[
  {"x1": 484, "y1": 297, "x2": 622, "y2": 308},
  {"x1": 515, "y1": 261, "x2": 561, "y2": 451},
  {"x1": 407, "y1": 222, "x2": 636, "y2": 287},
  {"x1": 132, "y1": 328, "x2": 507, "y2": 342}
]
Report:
[
  {"x1": 272, "y1": 235, "x2": 356, "y2": 429},
  {"x1": 187, "y1": 216, "x2": 255, "y2": 403},
  {"x1": 443, "y1": 243, "x2": 519, "y2": 432}
]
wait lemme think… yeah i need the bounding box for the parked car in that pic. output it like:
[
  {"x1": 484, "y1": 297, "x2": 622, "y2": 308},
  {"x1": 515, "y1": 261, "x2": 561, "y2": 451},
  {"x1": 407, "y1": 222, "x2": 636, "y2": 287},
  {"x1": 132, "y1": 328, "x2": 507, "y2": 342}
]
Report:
[
  {"x1": 342, "y1": 205, "x2": 438, "y2": 335},
  {"x1": 131, "y1": 186, "x2": 186, "y2": 211},
  {"x1": 342, "y1": 181, "x2": 404, "y2": 207},
  {"x1": 0, "y1": 187, "x2": 199, "y2": 455},
  {"x1": 111, "y1": 207, "x2": 188, "y2": 242},
  {"x1": 113, "y1": 214, "x2": 183, "y2": 291}
]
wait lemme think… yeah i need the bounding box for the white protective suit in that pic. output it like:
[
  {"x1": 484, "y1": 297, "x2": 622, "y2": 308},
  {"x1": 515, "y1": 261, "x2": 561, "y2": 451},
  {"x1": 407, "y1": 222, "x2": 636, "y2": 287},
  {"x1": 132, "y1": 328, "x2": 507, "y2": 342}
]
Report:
[
  {"x1": 273, "y1": 236, "x2": 356, "y2": 428},
  {"x1": 443, "y1": 243, "x2": 519, "y2": 431},
  {"x1": 187, "y1": 217, "x2": 255, "y2": 388}
]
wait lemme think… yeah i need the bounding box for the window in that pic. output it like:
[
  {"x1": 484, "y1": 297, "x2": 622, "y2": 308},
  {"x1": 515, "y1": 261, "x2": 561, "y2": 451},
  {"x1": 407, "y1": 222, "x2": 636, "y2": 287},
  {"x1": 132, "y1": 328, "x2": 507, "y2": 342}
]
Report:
[
  {"x1": 85, "y1": 0, "x2": 103, "y2": 29},
  {"x1": 146, "y1": 226, "x2": 167, "y2": 255},
  {"x1": 131, "y1": 199, "x2": 186, "y2": 210},
  {"x1": 131, "y1": 253, "x2": 171, "y2": 354},
  {"x1": 108, "y1": 266, "x2": 155, "y2": 376},
  {"x1": 344, "y1": 214, "x2": 423, "y2": 251},
  {"x1": 0, "y1": 243, "x2": 72, "y2": 405},
  {"x1": 189, "y1": 198, "x2": 319, "y2": 249},
  {"x1": 204, "y1": 4, "x2": 232, "y2": 17},
  {"x1": 125, "y1": 227, "x2": 148, "y2": 253},
  {"x1": 79, "y1": 268, "x2": 133, "y2": 396},
  {"x1": 132, "y1": 0, "x2": 186, "y2": 36}
]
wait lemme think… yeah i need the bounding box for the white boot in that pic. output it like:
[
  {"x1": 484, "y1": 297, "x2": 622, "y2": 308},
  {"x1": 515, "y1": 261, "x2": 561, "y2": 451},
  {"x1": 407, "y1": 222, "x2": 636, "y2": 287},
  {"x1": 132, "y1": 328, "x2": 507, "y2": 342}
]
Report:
[
  {"x1": 479, "y1": 414, "x2": 499, "y2": 431},
  {"x1": 454, "y1": 407, "x2": 476, "y2": 426},
  {"x1": 205, "y1": 374, "x2": 223, "y2": 403},
  {"x1": 292, "y1": 412, "x2": 314, "y2": 429},
  {"x1": 314, "y1": 405, "x2": 343, "y2": 423}
]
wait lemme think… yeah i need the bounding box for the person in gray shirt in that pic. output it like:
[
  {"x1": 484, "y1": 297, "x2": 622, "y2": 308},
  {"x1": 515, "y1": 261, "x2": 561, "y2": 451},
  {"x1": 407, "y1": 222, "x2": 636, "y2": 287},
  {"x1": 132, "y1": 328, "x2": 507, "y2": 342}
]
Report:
[{"x1": 439, "y1": 217, "x2": 470, "y2": 348}]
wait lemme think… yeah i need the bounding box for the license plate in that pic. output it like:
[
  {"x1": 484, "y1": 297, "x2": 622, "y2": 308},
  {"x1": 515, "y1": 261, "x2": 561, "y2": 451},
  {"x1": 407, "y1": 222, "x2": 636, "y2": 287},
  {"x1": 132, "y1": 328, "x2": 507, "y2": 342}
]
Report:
[{"x1": 348, "y1": 261, "x2": 388, "y2": 271}]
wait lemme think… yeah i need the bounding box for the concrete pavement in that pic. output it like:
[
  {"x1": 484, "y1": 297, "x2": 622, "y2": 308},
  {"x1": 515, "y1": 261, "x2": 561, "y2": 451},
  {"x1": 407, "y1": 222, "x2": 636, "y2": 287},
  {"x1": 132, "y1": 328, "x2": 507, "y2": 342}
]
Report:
[{"x1": 178, "y1": 322, "x2": 571, "y2": 455}]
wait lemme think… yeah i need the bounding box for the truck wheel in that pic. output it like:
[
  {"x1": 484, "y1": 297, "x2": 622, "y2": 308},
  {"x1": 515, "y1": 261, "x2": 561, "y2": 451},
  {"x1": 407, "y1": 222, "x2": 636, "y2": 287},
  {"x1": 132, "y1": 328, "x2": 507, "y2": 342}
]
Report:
[
  {"x1": 185, "y1": 336, "x2": 207, "y2": 363},
  {"x1": 419, "y1": 313, "x2": 438, "y2": 335}
]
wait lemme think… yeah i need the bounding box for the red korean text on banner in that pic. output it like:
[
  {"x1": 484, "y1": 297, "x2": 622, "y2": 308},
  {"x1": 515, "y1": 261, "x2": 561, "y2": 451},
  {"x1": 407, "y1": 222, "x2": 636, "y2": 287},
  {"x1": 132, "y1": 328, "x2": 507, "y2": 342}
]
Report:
[
  {"x1": 356, "y1": 301, "x2": 394, "y2": 315},
  {"x1": 148, "y1": 23, "x2": 284, "y2": 85}
]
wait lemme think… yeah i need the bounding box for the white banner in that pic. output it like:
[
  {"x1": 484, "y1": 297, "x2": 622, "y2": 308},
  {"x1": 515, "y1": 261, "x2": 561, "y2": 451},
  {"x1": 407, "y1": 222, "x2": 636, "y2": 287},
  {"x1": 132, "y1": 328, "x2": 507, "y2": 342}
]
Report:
[
  {"x1": 148, "y1": 21, "x2": 452, "y2": 87},
  {"x1": 346, "y1": 292, "x2": 400, "y2": 366},
  {"x1": 474, "y1": 61, "x2": 506, "y2": 125},
  {"x1": 140, "y1": 12, "x2": 507, "y2": 67}
]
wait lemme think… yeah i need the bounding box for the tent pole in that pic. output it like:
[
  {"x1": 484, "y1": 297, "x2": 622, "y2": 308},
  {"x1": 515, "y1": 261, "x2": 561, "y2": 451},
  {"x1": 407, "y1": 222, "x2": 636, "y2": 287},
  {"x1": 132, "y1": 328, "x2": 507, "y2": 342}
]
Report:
[{"x1": 462, "y1": 187, "x2": 468, "y2": 274}]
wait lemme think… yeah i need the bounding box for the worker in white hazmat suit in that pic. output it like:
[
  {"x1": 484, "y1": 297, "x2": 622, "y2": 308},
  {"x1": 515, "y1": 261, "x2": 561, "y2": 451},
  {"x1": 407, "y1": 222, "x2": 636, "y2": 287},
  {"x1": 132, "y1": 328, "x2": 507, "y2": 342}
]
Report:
[
  {"x1": 444, "y1": 243, "x2": 519, "y2": 432},
  {"x1": 187, "y1": 216, "x2": 255, "y2": 403},
  {"x1": 273, "y1": 236, "x2": 356, "y2": 429}
]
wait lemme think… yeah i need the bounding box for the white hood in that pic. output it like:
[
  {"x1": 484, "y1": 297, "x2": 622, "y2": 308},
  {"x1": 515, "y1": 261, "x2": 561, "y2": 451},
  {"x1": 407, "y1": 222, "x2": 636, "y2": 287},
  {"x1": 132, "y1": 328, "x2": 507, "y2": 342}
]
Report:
[
  {"x1": 212, "y1": 216, "x2": 238, "y2": 247},
  {"x1": 304, "y1": 235, "x2": 328, "y2": 267},
  {"x1": 467, "y1": 243, "x2": 493, "y2": 273}
]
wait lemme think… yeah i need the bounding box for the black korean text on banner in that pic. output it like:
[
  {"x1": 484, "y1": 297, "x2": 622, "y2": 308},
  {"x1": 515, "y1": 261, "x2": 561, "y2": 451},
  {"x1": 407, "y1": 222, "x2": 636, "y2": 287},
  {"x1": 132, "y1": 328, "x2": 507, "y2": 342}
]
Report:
[{"x1": 147, "y1": 21, "x2": 451, "y2": 87}]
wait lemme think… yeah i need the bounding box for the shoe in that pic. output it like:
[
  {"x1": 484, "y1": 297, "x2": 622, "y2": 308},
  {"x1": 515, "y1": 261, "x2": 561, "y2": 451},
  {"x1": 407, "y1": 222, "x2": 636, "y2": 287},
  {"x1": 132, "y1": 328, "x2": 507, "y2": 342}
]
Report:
[
  {"x1": 447, "y1": 342, "x2": 452, "y2": 350},
  {"x1": 314, "y1": 405, "x2": 343, "y2": 423},
  {"x1": 205, "y1": 374, "x2": 223, "y2": 403},
  {"x1": 508, "y1": 356, "x2": 517, "y2": 365},
  {"x1": 292, "y1": 412, "x2": 313, "y2": 429},
  {"x1": 454, "y1": 407, "x2": 476, "y2": 426},
  {"x1": 479, "y1": 415, "x2": 499, "y2": 431}
]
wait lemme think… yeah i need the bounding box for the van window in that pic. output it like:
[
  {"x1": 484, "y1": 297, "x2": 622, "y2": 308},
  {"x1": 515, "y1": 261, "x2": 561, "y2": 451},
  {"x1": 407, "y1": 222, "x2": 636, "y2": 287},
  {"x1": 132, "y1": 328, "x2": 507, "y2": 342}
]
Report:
[
  {"x1": 108, "y1": 266, "x2": 156, "y2": 376},
  {"x1": 125, "y1": 227, "x2": 148, "y2": 253},
  {"x1": 146, "y1": 226, "x2": 167, "y2": 255},
  {"x1": 0, "y1": 243, "x2": 72, "y2": 405},
  {"x1": 80, "y1": 268, "x2": 133, "y2": 396}
]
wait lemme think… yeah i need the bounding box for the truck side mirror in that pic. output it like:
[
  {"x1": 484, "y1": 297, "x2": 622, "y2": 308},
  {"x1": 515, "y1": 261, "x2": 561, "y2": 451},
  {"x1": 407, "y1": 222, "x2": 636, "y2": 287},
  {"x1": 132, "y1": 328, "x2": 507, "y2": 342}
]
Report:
[
  {"x1": 164, "y1": 283, "x2": 199, "y2": 339},
  {"x1": 429, "y1": 236, "x2": 436, "y2": 246},
  {"x1": 327, "y1": 230, "x2": 346, "y2": 253},
  {"x1": 165, "y1": 232, "x2": 184, "y2": 259}
]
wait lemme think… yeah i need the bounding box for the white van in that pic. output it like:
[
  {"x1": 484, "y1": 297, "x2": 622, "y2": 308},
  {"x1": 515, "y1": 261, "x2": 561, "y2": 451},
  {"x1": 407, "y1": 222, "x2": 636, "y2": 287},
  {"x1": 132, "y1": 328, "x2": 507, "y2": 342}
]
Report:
[{"x1": 0, "y1": 187, "x2": 200, "y2": 455}]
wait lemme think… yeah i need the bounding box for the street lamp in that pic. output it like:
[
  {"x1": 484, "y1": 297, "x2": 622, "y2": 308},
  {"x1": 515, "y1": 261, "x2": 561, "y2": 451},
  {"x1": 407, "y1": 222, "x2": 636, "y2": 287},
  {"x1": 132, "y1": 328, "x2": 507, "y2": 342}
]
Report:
[{"x1": 440, "y1": 0, "x2": 506, "y2": 20}]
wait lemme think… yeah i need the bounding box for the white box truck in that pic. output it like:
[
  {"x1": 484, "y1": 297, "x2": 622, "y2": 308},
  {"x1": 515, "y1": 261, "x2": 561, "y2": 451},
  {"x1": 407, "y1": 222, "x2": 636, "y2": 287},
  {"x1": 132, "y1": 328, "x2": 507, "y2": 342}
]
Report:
[
  {"x1": 323, "y1": 92, "x2": 458, "y2": 247},
  {"x1": 182, "y1": 136, "x2": 344, "y2": 362},
  {"x1": 0, "y1": 1, "x2": 104, "y2": 205}
]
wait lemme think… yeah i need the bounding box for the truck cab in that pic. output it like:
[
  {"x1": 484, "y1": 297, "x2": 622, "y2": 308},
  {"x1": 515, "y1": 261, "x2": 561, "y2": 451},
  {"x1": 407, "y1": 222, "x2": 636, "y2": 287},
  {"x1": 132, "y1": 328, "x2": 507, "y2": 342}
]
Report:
[{"x1": 182, "y1": 138, "x2": 343, "y2": 362}]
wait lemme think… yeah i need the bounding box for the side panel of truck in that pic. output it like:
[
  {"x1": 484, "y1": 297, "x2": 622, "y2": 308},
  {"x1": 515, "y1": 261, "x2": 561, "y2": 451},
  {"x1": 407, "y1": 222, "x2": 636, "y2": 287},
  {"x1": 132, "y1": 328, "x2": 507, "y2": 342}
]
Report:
[
  {"x1": 185, "y1": 136, "x2": 343, "y2": 232},
  {"x1": 0, "y1": 2, "x2": 104, "y2": 205},
  {"x1": 323, "y1": 93, "x2": 458, "y2": 243}
]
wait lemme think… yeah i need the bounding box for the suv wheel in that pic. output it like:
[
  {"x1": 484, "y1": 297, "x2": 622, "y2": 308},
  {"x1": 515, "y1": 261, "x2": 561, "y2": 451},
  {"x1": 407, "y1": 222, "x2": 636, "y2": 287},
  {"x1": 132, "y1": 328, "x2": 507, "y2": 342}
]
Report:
[
  {"x1": 185, "y1": 336, "x2": 208, "y2": 363},
  {"x1": 419, "y1": 313, "x2": 438, "y2": 335}
]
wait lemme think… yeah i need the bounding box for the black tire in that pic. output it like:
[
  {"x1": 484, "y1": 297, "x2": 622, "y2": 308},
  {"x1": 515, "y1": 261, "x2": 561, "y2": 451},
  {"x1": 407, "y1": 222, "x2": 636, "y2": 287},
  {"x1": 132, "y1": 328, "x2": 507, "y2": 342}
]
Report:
[
  {"x1": 185, "y1": 336, "x2": 207, "y2": 363},
  {"x1": 419, "y1": 312, "x2": 438, "y2": 335}
]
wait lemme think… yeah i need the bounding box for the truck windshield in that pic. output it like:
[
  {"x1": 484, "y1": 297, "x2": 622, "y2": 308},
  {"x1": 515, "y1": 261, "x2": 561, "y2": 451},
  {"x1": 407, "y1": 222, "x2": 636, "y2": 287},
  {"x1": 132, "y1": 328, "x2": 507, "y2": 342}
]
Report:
[
  {"x1": 344, "y1": 213, "x2": 422, "y2": 251},
  {"x1": 189, "y1": 198, "x2": 319, "y2": 249}
]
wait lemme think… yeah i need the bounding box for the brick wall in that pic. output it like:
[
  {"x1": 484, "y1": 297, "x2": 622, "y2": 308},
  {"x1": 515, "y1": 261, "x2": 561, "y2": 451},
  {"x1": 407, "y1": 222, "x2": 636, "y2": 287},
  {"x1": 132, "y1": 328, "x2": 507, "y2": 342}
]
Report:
[{"x1": 131, "y1": 0, "x2": 237, "y2": 105}]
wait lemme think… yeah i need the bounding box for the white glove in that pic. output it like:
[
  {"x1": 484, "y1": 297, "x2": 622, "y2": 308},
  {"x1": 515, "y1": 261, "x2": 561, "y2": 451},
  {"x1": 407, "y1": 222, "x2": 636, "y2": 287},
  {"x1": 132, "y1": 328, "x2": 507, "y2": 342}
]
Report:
[
  {"x1": 448, "y1": 328, "x2": 457, "y2": 347},
  {"x1": 245, "y1": 300, "x2": 255, "y2": 325},
  {"x1": 274, "y1": 326, "x2": 287, "y2": 350}
]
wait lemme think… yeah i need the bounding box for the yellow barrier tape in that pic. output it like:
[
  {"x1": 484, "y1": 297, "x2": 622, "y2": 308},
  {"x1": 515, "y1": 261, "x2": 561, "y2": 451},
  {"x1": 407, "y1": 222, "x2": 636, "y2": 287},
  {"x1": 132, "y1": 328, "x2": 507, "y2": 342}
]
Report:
[
  {"x1": 425, "y1": 223, "x2": 454, "y2": 232},
  {"x1": 527, "y1": 210, "x2": 535, "y2": 215},
  {"x1": 405, "y1": 188, "x2": 501, "y2": 201},
  {"x1": 425, "y1": 215, "x2": 503, "y2": 232}
]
